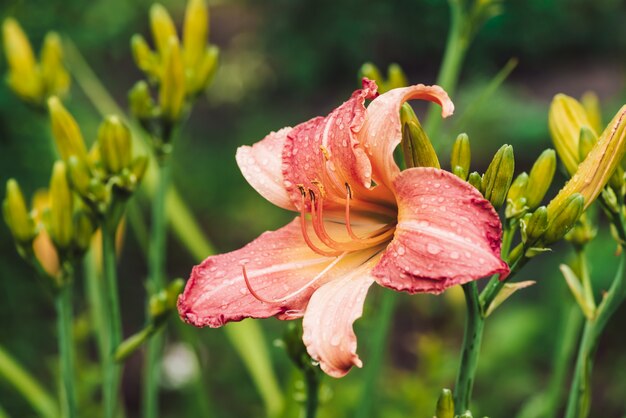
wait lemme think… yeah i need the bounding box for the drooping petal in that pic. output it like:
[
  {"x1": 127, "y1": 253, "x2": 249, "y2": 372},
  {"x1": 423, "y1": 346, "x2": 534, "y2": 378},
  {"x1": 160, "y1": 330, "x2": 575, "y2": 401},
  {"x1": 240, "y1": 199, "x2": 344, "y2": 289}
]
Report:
[
  {"x1": 178, "y1": 218, "x2": 369, "y2": 327},
  {"x1": 373, "y1": 168, "x2": 508, "y2": 294},
  {"x1": 236, "y1": 127, "x2": 294, "y2": 210},
  {"x1": 357, "y1": 85, "x2": 454, "y2": 189},
  {"x1": 302, "y1": 255, "x2": 380, "y2": 378},
  {"x1": 282, "y1": 79, "x2": 394, "y2": 212}
]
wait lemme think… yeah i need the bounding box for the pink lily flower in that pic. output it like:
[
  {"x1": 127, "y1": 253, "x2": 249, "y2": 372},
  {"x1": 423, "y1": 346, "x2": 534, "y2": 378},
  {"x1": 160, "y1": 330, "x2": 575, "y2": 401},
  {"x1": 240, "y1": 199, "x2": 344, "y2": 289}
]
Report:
[{"x1": 178, "y1": 79, "x2": 509, "y2": 377}]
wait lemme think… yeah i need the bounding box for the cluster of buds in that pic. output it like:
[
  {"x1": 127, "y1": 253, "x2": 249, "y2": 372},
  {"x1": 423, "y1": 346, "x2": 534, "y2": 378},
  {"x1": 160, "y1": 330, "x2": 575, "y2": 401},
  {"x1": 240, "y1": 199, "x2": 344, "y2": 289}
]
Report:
[
  {"x1": 464, "y1": 142, "x2": 515, "y2": 211},
  {"x1": 3, "y1": 166, "x2": 95, "y2": 287},
  {"x1": 359, "y1": 62, "x2": 408, "y2": 94},
  {"x1": 2, "y1": 18, "x2": 70, "y2": 108},
  {"x1": 129, "y1": 0, "x2": 219, "y2": 154},
  {"x1": 47, "y1": 97, "x2": 147, "y2": 228}
]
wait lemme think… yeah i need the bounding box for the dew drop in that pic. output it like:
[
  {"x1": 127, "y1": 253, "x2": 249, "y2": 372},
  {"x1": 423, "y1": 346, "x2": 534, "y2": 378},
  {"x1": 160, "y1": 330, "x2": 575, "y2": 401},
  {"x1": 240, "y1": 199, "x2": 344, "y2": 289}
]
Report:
[
  {"x1": 426, "y1": 243, "x2": 442, "y2": 255},
  {"x1": 450, "y1": 251, "x2": 460, "y2": 260},
  {"x1": 397, "y1": 245, "x2": 406, "y2": 255}
]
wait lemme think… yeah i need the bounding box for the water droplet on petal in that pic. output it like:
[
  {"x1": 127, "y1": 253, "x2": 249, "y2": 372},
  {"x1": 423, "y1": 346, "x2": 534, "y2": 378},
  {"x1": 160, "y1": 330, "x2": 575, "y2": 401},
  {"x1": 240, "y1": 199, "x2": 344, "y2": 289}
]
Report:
[{"x1": 426, "y1": 243, "x2": 442, "y2": 255}]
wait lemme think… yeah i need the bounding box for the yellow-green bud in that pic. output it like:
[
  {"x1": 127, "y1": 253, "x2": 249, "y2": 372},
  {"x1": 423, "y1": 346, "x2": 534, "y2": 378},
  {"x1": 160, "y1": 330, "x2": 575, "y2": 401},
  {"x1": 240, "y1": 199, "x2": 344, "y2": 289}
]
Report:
[
  {"x1": 450, "y1": 133, "x2": 470, "y2": 180},
  {"x1": 549, "y1": 94, "x2": 594, "y2": 176},
  {"x1": 386, "y1": 63, "x2": 408, "y2": 91},
  {"x1": 400, "y1": 104, "x2": 439, "y2": 169},
  {"x1": 578, "y1": 126, "x2": 598, "y2": 161},
  {"x1": 149, "y1": 278, "x2": 184, "y2": 323},
  {"x1": 48, "y1": 97, "x2": 88, "y2": 162},
  {"x1": 129, "y1": 81, "x2": 156, "y2": 121},
  {"x1": 525, "y1": 149, "x2": 556, "y2": 209},
  {"x1": 40, "y1": 32, "x2": 70, "y2": 98},
  {"x1": 521, "y1": 206, "x2": 548, "y2": 244},
  {"x1": 130, "y1": 156, "x2": 149, "y2": 183},
  {"x1": 97, "y1": 116, "x2": 132, "y2": 174},
  {"x1": 468, "y1": 171, "x2": 482, "y2": 192},
  {"x1": 150, "y1": 3, "x2": 177, "y2": 55},
  {"x1": 506, "y1": 172, "x2": 529, "y2": 219},
  {"x1": 48, "y1": 161, "x2": 74, "y2": 249},
  {"x1": 601, "y1": 187, "x2": 619, "y2": 214},
  {"x1": 581, "y1": 91, "x2": 603, "y2": 134},
  {"x1": 183, "y1": 0, "x2": 208, "y2": 70},
  {"x1": 131, "y1": 34, "x2": 159, "y2": 79},
  {"x1": 3, "y1": 179, "x2": 36, "y2": 243},
  {"x1": 73, "y1": 210, "x2": 96, "y2": 253},
  {"x1": 159, "y1": 36, "x2": 186, "y2": 122},
  {"x1": 188, "y1": 45, "x2": 219, "y2": 96},
  {"x1": 67, "y1": 155, "x2": 92, "y2": 197},
  {"x1": 435, "y1": 388, "x2": 454, "y2": 418},
  {"x1": 358, "y1": 62, "x2": 383, "y2": 90},
  {"x1": 548, "y1": 106, "x2": 626, "y2": 215},
  {"x1": 482, "y1": 144, "x2": 515, "y2": 210},
  {"x1": 543, "y1": 193, "x2": 584, "y2": 244},
  {"x1": 2, "y1": 18, "x2": 42, "y2": 103},
  {"x1": 565, "y1": 213, "x2": 596, "y2": 247}
]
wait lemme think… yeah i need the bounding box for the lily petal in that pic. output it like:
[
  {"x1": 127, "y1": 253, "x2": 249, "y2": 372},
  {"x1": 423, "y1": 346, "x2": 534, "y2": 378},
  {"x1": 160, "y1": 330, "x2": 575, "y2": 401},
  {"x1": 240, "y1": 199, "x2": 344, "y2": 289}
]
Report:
[
  {"x1": 373, "y1": 168, "x2": 508, "y2": 294},
  {"x1": 302, "y1": 255, "x2": 380, "y2": 378},
  {"x1": 236, "y1": 127, "x2": 295, "y2": 211},
  {"x1": 282, "y1": 79, "x2": 392, "y2": 211},
  {"x1": 357, "y1": 85, "x2": 454, "y2": 189}
]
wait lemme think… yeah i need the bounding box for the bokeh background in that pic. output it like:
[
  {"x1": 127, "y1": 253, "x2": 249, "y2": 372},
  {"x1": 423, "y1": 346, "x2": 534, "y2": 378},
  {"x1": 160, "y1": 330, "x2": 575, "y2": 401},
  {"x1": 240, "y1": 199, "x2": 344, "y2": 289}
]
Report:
[{"x1": 2, "y1": 0, "x2": 626, "y2": 417}]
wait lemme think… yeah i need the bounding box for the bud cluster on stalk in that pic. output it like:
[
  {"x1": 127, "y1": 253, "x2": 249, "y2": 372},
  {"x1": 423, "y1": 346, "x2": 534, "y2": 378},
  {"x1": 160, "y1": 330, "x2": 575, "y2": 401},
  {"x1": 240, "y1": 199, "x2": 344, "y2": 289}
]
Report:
[
  {"x1": 2, "y1": 18, "x2": 70, "y2": 108},
  {"x1": 129, "y1": 0, "x2": 219, "y2": 154}
]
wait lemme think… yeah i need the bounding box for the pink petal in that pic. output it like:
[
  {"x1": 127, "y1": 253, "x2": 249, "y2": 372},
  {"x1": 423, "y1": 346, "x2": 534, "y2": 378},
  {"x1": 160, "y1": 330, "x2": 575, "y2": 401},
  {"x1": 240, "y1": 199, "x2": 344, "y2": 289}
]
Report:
[
  {"x1": 373, "y1": 168, "x2": 508, "y2": 294},
  {"x1": 282, "y1": 79, "x2": 394, "y2": 211},
  {"x1": 236, "y1": 128, "x2": 295, "y2": 211},
  {"x1": 302, "y1": 255, "x2": 380, "y2": 378},
  {"x1": 357, "y1": 85, "x2": 454, "y2": 189}
]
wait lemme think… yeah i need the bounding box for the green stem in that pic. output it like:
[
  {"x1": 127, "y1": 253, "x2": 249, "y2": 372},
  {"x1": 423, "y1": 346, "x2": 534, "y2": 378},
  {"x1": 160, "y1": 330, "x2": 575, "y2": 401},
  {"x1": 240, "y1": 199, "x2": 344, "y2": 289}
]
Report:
[
  {"x1": 303, "y1": 369, "x2": 320, "y2": 418},
  {"x1": 424, "y1": 0, "x2": 468, "y2": 141},
  {"x1": 102, "y1": 221, "x2": 123, "y2": 418},
  {"x1": 354, "y1": 291, "x2": 396, "y2": 418},
  {"x1": 453, "y1": 282, "x2": 484, "y2": 414},
  {"x1": 0, "y1": 346, "x2": 59, "y2": 418},
  {"x1": 143, "y1": 160, "x2": 170, "y2": 418},
  {"x1": 84, "y1": 249, "x2": 109, "y2": 368},
  {"x1": 56, "y1": 278, "x2": 77, "y2": 418}
]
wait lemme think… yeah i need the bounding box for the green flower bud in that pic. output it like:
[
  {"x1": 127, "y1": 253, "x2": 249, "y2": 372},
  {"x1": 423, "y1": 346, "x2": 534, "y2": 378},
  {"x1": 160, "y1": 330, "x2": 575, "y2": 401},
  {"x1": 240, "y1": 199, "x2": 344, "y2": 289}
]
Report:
[
  {"x1": 468, "y1": 171, "x2": 483, "y2": 193},
  {"x1": 525, "y1": 149, "x2": 556, "y2": 209},
  {"x1": 97, "y1": 116, "x2": 132, "y2": 174},
  {"x1": 3, "y1": 179, "x2": 36, "y2": 243},
  {"x1": 601, "y1": 187, "x2": 619, "y2": 214},
  {"x1": 129, "y1": 81, "x2": 156, "y2": 121},
  {"x1": 581, "y1": 91, "x2": 603, "y2": 134},
  {"x1": 131, "y1": 156, "x2": 149, "y2": 184},
  {"x1": 131, "y1": 34, "x2": 159, "y2": 79},
  {"x1": 521, "y1": 206, "x2": 548, "y2": 244},
  {"x1": 183, "y1": 0, "x2": 208, "y2": 70},
  {"x1": 159, "y1": 36, "x2": 186, "y2": 122},
  {"x1": 67, "y1": 155, "x2": 92, "y2": 197},
  {"x1": 188, "y1": 45, "x2": 219, "y2": 96},
  {"x1": 543, "y1": 193, "x2": 584, "y2": 244},
  {"x1": 549, "y1": 94, "x2": 593, "y2": 176},
  {"x1": 150, "y1": 3, "x2": 177, "y2": 55},
  {"x1": 2, "y1": 18, "x2": 43, "y2": 104},
  {"x1": 48, "y1": 161, "x2": 74, "y2": 249},
  {"x1": 73, "y1": 209, "x2": 96, "y2": 253},
  {"x1": 40, "y1": 32, "x2": 70, "y2": 98},
  {"x1": 505, "y1": 172, "x2": 529, "y2": 219},
  {"x1": 482, "y1": 144, "x2": 515, "y2": 210},
  {"x1": 400, "y1": 104, "x2": 439, "y2": 169},
  {"x1": 48, "y1": 96, "x2": 88, "y2": 162},
  {"x1": 435, "y1": 388, "x2": 454, "y2": 418},
  {"x1": 149, "y1": 278, "x2": 185, "y2": 324},
  {"x1": 385, "y1": 63, "x2": 407, "y2": 90},
  {"x1": 358, "y1": 62, "x2": 383, "y2": 90},
  {"x1": 565, "y1": 213, "x2": 596, "y2": 247},
  {"x1": 578, "y1": 126, "x2": 597, "y2": 161},
  {"x1": 450, "y1": 133, "x2": 470, "y2": 180}
]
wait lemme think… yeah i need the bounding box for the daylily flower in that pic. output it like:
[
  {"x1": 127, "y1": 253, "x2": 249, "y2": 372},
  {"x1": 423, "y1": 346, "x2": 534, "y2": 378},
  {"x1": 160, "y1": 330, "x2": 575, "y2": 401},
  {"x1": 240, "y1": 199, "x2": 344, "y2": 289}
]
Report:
[{"x1": 178, "y1": 79, "x2": 509, "y2": 377}]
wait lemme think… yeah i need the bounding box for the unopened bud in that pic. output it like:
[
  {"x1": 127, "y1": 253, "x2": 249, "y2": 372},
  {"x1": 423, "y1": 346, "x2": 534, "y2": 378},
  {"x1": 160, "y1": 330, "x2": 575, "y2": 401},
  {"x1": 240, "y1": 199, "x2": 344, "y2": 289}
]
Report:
[
  {"x1": 549, "y1": 94, "x2": 594, "y2": 176},
  {"x1": 435, "y1": 388, "x2": 454, "y2": 418},
  {"x1": 358, "y1": 63, "x2": 383, "y2": 91},
  {"x1": 67, "y1": 155, "x2": 92, "y2": 197},
  {"x1": 159, "y1": 37, "x2": 186, "y2": 122},
  {"x1": 505, "y1": 172, "x2": 529, "y2": 219},
  {"x1": 150, "y1": 3, "x2": 177, "y2": 55},
  {"x1": 543, "y1": 193, "x2": 584, "y2": 244},
  {"x1": 468, "y1": 171, "x2": 482, "y2": 192},
  {"x1": 601, "y1": 187, "x2": 619, "y2": 214},
  {"x1": 40, "y1": 32, "x2": 70, "y2": 98},
  {"x1": 525, "y1": 149, "x2": 556, "y2": 209},
  {"x1": 521, "y1": 206, "x2": 548, "y2": 244},
  {"x1": 97, "y1": 116, "x2": 132, "y2": 174},
  {"x1": 450, "y1": 133, "x2": 470, "y2": 180},
  {"x1": 188, "y1": 45, "x2": 219, "y2": 96},
  {"x1": 3, "y1": 179, "x2": 35, "y2": 243},
  {"x1": 48, "y1": 97, "x2": 88, "y2": 162},
  {"x1": 581, "y1": 91, "x2": 603, "y2": 134},
  {"x1": 73, "y1": 210, "x2": 96, "y2": 253},
  {"x1": 400, "y1": 104, "x2": 439, "y2": 168},
  {"x1": 131, "y1": 34, "x2": 159, "y2": 79},
  {"x1": 130, "y1": 156, "x2": 149, "y2": 183},
  {"x1": 129, "y1": 81, "x2": 156, "y2": 121},
  {"x1": 578, "y1": 126, "x2": 598, "y2": 161},
  {"x1": 482, "y1": 144, "x2": 515, "y2": 210},
  {"x1": 565, "y1": 213, "x2": 596, "y2": 247},
  {"x1": 31, "y1": 191, "x2": 60, "y2": 277},
  {"x1": 149, "y1": 278, "x2": 185, "y2": 323},
  {"x1": 48, "y1": 161, "x2": 73, "y2": 249},
  {"x1": 183, "y1": 0, "x2": 208, "y2": 70},
  {"x1": 386, "y1": 63, "x2": 408, "y2": 90},
  {"x1": 2, "y1": 18, "x2": 42, "y2": 103}
]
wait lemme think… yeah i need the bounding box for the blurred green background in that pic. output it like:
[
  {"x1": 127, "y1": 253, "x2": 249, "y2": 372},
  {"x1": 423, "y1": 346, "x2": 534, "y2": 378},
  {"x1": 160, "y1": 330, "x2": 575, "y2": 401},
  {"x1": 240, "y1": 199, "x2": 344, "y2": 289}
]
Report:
[{"x1": 2, "y1": 0, "x2": 626, "y2": 417}]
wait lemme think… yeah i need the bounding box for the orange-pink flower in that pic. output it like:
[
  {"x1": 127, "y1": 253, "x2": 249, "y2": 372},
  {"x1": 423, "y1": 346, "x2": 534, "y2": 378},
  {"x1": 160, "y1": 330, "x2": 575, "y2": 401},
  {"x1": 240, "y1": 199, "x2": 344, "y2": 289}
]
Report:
[{"x1": 178, "y1": 79, "x2": 508, "y2": 377}]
